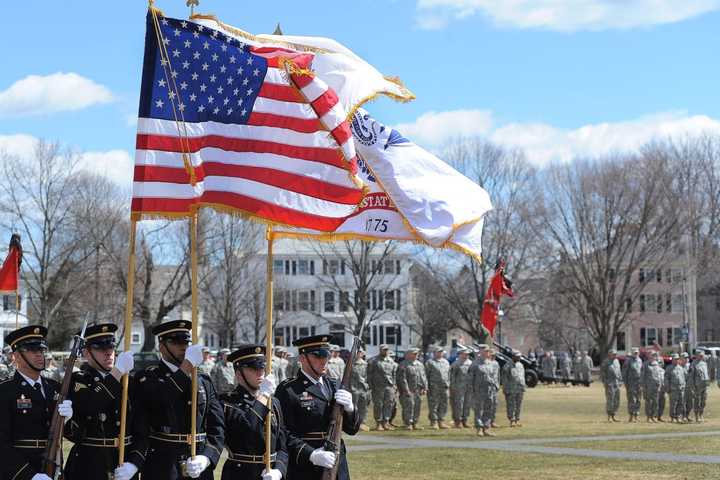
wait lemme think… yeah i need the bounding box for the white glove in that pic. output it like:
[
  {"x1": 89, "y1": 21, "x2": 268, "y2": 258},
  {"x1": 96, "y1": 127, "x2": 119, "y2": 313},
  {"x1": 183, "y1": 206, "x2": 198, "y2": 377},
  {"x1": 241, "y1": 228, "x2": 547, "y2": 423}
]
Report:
[
  {"x1": 31, "y1": 475, "x2": 52, "y2": 480},
  {"x1": 58, "y1": 399, "x2": 73, "y2": 422},
  {"x1": 113, "y1": 462, "x2": 139, "y2": 480},
  {"x1": 309, "y1": 448, "x2": 336, "y2": 468},
  {"x1": 334, "y1": 389, "x2": 354, "y2": 412},
  {"x1": 184, "y1": 345, "x2": 204, "y2": 368},
  {"x1": 258, "y1": 375, "x2": 277, "y2": 397},
  {"x1": 115, "y1": 351, "x2": 135, "y2": 375},
  {"x1": 262, "y1": 468, "x2": 283, "y2": 480},
  {"x1": 185, "y1": 454, "x2": 210, "y2": 478}
]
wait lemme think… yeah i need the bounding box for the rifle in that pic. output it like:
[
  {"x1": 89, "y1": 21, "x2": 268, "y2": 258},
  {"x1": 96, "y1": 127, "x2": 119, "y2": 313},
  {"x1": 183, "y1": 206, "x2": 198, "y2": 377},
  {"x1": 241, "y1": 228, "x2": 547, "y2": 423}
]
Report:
[
  {"x1": 321, "y1": 336, "x2": 360, "y2": 480},
  {"x1": 43, "y1": 319, "x2": 88, "y2": 478}
]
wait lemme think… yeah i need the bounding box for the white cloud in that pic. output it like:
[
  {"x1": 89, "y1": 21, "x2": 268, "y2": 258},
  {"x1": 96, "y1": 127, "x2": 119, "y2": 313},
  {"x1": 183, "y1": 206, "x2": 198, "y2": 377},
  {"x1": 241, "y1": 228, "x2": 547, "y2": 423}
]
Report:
[
  {"x1": 393, "y1": 109, "x2": 493, "y2": 146},
  {"x1": 416, "y1": 0, "x2": 720, "y2": 31},
  {"x1": 78, "y1": 150, "x2": 134, "y2": 188},
  {"x1": 392, "y1": 109, "x2": 720, "y2": 166},
  {"x1": 0, "y1": 72, "x2": 113, "y2": 118},
  {"x1": 0, "y1": 134, "x2": 132, "y2": 187}
]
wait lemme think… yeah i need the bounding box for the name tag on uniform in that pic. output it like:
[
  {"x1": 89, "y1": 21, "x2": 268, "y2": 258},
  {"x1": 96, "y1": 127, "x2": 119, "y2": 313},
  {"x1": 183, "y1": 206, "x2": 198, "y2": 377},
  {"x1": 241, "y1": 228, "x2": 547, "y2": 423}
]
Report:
[
  {"x1": 17, "y1": 395, "x2": 32, "y2": 409},
  {"x1": 300, "y1": 392, "x2": 314, "y2": 408}
]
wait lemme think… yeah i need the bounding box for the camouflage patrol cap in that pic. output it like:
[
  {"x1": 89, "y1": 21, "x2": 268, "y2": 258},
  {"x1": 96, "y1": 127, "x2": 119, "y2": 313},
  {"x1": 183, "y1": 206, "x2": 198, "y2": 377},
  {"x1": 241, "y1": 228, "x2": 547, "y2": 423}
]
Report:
[
  {"x1": 608, "y1": 349, "x2": 617, "y2": 355},
  {"x1": 630, "y1": 347, "x2": 640, "y2": 354},
  {"x1": 696, "y1": 350, "x2": 706, "y2": 357},
  {"x1": 379, "y1": 344, "x2": 390, "y2": 351},
  {"x1": 220, "y1": 348, "x2": 231, "y2": 355},
  {"x1": 671, "y1": 353, "x2": 680, "y2": 360},
  {"x1": 407, "y1": 347, "x2": 420, "y2": 354},
  {"x1": 476, "y1": 344, "x2": 489, "y2": 351},
  {"x1": 201, "y1": 347, "x2": 210, "y2": 353},
  {"x1": 512, "y1": 350, "x2": 522, "y2": 357},
  {"x1": 488, "y1": 348, "x2": 496, "y2": 355},
  {"x1": 681, "y1": 352, "x2": 689, "y2": 358},
  {"x1": 329, "y1": 344, "x2": 341, "y2": 352}
]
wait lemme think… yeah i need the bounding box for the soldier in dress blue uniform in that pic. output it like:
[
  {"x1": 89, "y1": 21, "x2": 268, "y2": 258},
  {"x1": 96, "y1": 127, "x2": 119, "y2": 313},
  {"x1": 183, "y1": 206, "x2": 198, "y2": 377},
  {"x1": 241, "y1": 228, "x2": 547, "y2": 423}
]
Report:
[
  {"x1": 133, "y1": 320, "x2": 225, "y2": 480},
  {"x1": 63, "y1": 323, "x2": 146, "y2": 480},
  {"x1": 274, "y1": 335, "x2": 360, "y2": 480},
  {"x1": 219, "y1": 344, "x2": 288, "y2": 480},
  {"x1": 0, "y1": 325, "x2": 74, "y2": 480}
]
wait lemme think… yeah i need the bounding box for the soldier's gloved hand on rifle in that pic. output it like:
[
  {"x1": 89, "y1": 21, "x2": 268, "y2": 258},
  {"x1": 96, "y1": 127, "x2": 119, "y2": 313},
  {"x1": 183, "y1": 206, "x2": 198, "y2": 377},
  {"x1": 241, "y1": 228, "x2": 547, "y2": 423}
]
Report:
[
  {"x1": 58, "y1": 399, "x2": 73, "y2": 423},
  {"x1": 114, "y1": 351, "x2": 135, "y2": 375},
  {"x1": 334, "y1": 389, "x2": 354, "y2": 413},
  {"x1": 184, "y1": 344, "x2": 204, "y2": 368},
  {"x1": 309, "y1": 448, "x2": 336, "y2": 468},
  {"x1": 258, "y1": 375, "x2": 277, "y2": 398},
  {"x1": 113, "y1": 462, "x2": 139, "y2": 480},
  {"x1": 186, "y1": 454, "x2": 210, "y2": 478},
  {"x1": 31, "y1": 474, "x2": 52, "y2": 480},
  {"x1": 262, "y1": 467, "x2": 283, "y2": 480}
]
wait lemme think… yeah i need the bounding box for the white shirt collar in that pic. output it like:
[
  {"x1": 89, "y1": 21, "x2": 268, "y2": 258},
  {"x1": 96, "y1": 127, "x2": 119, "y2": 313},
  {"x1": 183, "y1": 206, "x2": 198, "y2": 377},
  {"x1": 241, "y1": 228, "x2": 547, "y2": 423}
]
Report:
[
  {"x1": 301, "y1": 368, "x2": 324, "y2": 385},
  {"x1": 18, "y1": 370, "x2": 44, "y2": 396},
  {"x1": 162, "y1": 357, "x2": 179, "y2": 373}
]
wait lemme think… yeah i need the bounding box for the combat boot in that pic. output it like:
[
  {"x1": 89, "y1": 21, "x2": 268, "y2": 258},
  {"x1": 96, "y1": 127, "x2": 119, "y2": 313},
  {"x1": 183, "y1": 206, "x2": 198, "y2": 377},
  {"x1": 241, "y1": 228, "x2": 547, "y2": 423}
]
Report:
[
  {"x1": 656, "y1": 417, "x2": 665, "y2": 422},
  {"x1": 414, "y1": 424, "x2": 424, "y2": 430},
  {"x1": 384, "y1": 421, "x2": 395, "y2": 431},
  {"x1": 453, "y1": 421, "x2": 462, "y2": 429},
  {"x1": 491, "y1": 422, "x2": 498, "y2": 428},
  {"x1": 612, "y1": 416, "x2": 621, "y2": 422},
  {"x1": 509, "y1": 421, "x2": 516, "y2": 428},
  {"x1": 462, "y1": 421, "x2": 471, "y2": 429},
  {"x1": 476, "y1": 428, "x2": 484, "y2": 437},
  {"x1": 607, "y1": 415, "x2": 613, "y2": 423},
  {"x1": 360, "y1": 423, "x2": 370, "y2": 432},
  {"x1": 483, "y1": 428, "x2": 495, "y2": 437},
  {"x1": 374, "y1": 422, "x2": 386, "y2": 431},
  {"x1": 430, "y1": 421, "x2": 439, "y2": 430},
  {"x1": 438, "y1": 421, "x2": 450, "y2": 429}
]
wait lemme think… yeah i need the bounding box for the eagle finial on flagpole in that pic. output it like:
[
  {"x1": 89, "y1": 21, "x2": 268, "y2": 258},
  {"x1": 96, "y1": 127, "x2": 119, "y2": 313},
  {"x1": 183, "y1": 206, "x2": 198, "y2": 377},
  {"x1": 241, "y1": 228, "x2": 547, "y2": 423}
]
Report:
[
  {"x1": 273, "y1": 23, "x2": 283, "y2": 35},
  {"x1": 187, "y1": 0, "x2": 199, "y2": 16}
]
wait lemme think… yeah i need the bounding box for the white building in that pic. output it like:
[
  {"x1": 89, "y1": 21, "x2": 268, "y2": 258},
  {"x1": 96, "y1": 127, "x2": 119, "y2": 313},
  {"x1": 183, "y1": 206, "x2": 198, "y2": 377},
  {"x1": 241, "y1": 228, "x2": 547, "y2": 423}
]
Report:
[
  {"x1": 0, "y1": 290, "x2": 29, "y2": 348},
  {"x1": 241, "y1": 238, "x2": 417, "y2": 356}
]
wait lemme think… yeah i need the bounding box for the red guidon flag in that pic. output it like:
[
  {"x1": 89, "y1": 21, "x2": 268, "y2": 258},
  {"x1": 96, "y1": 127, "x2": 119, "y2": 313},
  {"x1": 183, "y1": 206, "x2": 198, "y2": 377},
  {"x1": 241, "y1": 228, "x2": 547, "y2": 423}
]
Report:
[
  {"x1": 0, "y1": 234, "x2": 22, "y2": 294},
  {"x1": 480, "y1": 259, "x2": 513, "y2": 337},
  {"x1": 132, "y1": 12, "x2": 365, "y2": 230}
]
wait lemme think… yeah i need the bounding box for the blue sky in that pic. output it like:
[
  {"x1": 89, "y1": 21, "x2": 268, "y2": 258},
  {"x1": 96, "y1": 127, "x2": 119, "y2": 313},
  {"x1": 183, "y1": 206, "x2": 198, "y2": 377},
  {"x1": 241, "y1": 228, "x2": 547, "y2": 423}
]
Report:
[{"x1": 2, "y1": 0, "x2": 720, "y2": 185}]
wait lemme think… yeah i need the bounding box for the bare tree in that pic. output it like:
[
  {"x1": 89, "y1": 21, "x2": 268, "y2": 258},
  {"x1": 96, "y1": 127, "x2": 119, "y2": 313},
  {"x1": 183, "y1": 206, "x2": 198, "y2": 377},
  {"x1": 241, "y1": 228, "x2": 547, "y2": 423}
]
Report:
[
  {"x1": 409, "y1": 263, "x2": 452, "y2": 351},
  {"x1": 420, "y1": 138, "x2": 548, "y2": 344},
  {"x1": 200, "y1": 213, "x2": 263, "y2": 346},
  {"x1": 536, "y1": 152, "x2": 684, "y2": 359}
]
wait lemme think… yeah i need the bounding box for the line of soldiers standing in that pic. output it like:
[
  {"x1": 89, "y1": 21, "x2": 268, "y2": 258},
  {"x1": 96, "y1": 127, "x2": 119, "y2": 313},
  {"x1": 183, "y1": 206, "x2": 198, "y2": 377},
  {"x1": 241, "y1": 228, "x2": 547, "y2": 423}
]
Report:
[
  {"x1": 348, "y1": 344, "x2": 527, "y2": 437},
  {"x1": 538, "y1": 351, "x2": 594, "y2": 384},
  {"x1": 601, "y1": 347, "x2": 714, "y2": 423},
  {"x1": 1, "y1": 322, "x2": 360, "y2": 480}
]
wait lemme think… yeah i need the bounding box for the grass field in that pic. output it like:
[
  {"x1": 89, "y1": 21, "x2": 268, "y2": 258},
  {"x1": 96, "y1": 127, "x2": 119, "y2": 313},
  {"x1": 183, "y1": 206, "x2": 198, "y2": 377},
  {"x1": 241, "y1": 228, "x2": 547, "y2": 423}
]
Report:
[{"x1": 61, "y1": 380, "x2": 720, "y2": 479}]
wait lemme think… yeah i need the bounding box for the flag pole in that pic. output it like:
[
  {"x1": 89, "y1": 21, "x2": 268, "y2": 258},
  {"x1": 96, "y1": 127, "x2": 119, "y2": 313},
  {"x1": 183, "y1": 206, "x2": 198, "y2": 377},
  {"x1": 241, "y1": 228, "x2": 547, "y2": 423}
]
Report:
[
  {"x1": 264, "y1": 226, "x2": 275, "y2": 471},
  {"x1": 190, "y1": 213, "x2": 199, "y2": 459},
  {"x1": 118, "y1": 219, "x2": 138, "y2": 466},
  {"x1": 14, "y1": 244, "x2": 19, "y2": 329}
]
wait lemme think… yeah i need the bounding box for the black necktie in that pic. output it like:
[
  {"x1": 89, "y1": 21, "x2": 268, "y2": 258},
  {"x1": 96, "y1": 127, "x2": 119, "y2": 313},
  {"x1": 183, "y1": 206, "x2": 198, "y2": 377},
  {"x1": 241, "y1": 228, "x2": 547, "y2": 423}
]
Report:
[{"x1": 33, "y1": 382, "x2": 44, "y2": 398}]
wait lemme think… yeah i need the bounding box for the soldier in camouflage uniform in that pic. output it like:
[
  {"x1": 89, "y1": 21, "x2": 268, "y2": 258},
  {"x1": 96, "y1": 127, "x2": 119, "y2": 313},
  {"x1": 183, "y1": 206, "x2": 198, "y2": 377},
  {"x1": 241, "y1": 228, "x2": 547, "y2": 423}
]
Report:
[
  {"x1": 666, "y1": 353, "x2": 686, "y2": 422},
  {"x1": 198, "y1": 346, "x2": 215, "y2": 376},
  {"x1": 643, "y1": 358, "x2": 664, "y2": 422},
  {"x1": 326, "y1": 344, "x2": 345, "y2": 382},
  {"x1": 470, "y1": 345, "x2": 499, "y2": 436},
  {"x1": 351, "y1": 349, "x2": 371, "y2": 431},
  {"x1": 542, "y1": 351, "x2": 556, "y2": 384},
  {"x1": 558, "y1": 353, "x2": 572, "y2": 384},
  {"x1": 396, "y1": 347, "x2": 427, "y2": 430},
  {"x1": 501, "y1": 350, "x2": 526, "y2": 427},
  {"x1": 581, "y1": 351, "x2": 593, "y2": 385},
  {"x1": 600, "y1": 349, "x2": 622, "y2": 422},
  {"x1": 426, "y1": 346, "x2": 451, "y2": 429},
  {"x1": 682, "y1": 352, "x2": 694, "y2": 422},
  {"x1": 271, "y1": 346, "x2": 287, "y2": 383},
  {"x1": 368, "y1": 344, "x2": 397, "y2": 431},
  {"x1": 211, "y1": 347, "x2": 236, "y2": 395},
  {"x1": 286, "y1": 352, "x2": 300, "y2": 379},
  {"x1": 488, "y1": 349, "x2": 501, "y2": 427},
  {"x1": 450, "y1": 348, "x2": 473, "y2": 428},
  {"x1": 692, "y1": 351, "x2": 710, "y2": 422},
  {"x1": 572, "y1": 352, "x2": 583, "y2": 384},
  {"x1": 622, "y1": 347, "x2": 643, "y2": 422}
]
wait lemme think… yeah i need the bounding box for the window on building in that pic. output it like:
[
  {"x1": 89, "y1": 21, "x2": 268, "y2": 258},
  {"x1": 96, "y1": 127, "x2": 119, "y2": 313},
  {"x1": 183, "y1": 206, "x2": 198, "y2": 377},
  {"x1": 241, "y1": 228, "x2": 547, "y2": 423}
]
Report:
[
  {"x1": 384, "y1": 259, "x2": 395, "y2": 274},
  {"x1": 274, "y1": 290, "x2": 286, "y2": 311},
  {"x1": 274, "y1": 327, "x2": 285, "y2": 346},
  {"x1": 324, "y1": 291, "x2": 335, "y2": 312},
  {"x1": 330, "y1": 323, "x2": 346, "y2": 348},
  {"x1": 298, "y1": 290, "x2": 316, "y2": 311},
  {"x1": 616, "y1": 331, "x2": 626, "y2": 351},
  {"x1": 646, "y1": 295, "x2": 657, "y2": 314},
  {"x1": 284, "y1": 260, "x2": 297, "y2": 275},
  {"x1": 339, "y1": 291, "x2": 350, "y2": 312},
  {"x1": 638, "y1": 268, "x2": 645, "y2": 283},
  {"x1": 625, "y1": 298, "x2": 632, "y2": 313},
  {"x1": 672, "y1": 294, "x2": 684, "y2": 313},
  {"x1": 639, "y1": 294, "x2": 646, "y2": 313},
  {"x1": 324, "y1": 259, "x2": 341, "y2": 275},
  {"x1": 298, "y1": 326, "x2": 311, "y2": 338},
  {"x1": 715, "y1": 296, "x2": 720, "y2": 312},
  {"x1": 385, "y1": 290, "x2": 395, "y2": 310},
  {"x1": 672, "y1": 269, "x2": 683, "y2": 284},
  {"x1": 666, "y1": 327, "x2": 683, "y2": 346},
  {"x1": 131, "y1": 332, "x2": 141, "y2": 345},
  {"x1": 656, "y1": 269, "x2": 662, "y2": 282},
  {"x1": 298, "y1": 260, "x2": 310, "y2": 275},
  {"x1": 657, "y1": 329, "x2": 663, "y2": 346},
  {"x1": 665, "y1": 269, "x2": 672, "y2": 284},
  {"x1": 656, "y1": 295, "x2": 663, "y2": 313},
  {"x1": 640, "y1": 327, "x2": 658, "y2": 347},
  {"x1": 371, "y1": 289, "x2": 384, "y2": 310},
  {"x1": 273, "y1": 259, "x2": 284, "y2": 275},
  {"x1": 666, "y1": 293, "x2": 672, "y2": 313},
  {"x1": 385, "y1": 324, "x2": 402, "y2": 346}
]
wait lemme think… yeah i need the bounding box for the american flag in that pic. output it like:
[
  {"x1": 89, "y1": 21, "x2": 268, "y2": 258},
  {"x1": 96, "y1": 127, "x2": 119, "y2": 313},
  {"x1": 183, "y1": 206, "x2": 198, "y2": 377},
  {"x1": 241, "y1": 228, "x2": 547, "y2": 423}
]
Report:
[{"x1": 133, "y1": 12, "x2": 365, "y2": 230}]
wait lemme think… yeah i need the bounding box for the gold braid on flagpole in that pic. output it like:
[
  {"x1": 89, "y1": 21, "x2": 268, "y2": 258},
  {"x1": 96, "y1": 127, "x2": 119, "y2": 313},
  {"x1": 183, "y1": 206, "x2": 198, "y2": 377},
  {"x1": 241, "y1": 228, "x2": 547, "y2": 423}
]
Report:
[
  {"x1": 118, "y1": 220, "x2": 138, "y2": 466},
  {"x1": 190, "y1": 214, "x2": 200, "y2": 458},
  {"x1": 149, "y1": 6, "x2": 196, "y2": 185},
  {"x1": 264, "y1": 227, "x2": 275, "y2": 471}
]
